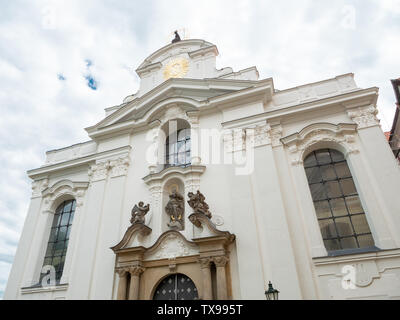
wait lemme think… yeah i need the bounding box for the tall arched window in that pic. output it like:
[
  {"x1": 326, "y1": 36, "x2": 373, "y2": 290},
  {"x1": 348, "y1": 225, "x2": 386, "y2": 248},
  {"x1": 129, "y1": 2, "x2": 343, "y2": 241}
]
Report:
[
  {"x1": 165, "y1": 128, "x2": 191, "y2": 168},
  {"x1": 304, "y1": 149, "x2": 375, "y2": 253},
  {"x1": 41, "y1": 199, "x2": 76, "y2": 284}
]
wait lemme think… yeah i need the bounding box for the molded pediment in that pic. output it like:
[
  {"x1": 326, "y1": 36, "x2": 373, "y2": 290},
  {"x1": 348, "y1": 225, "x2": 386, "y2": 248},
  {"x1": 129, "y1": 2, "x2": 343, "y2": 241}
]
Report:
[
  {"x1": 189, "y1": 213, "x2": 235, "y2": 243},
  {"x1": 85, "y1": 78, "x2": 267, "y2": 139},
  {"x1": 112, "y1": 228, "x2": 199, "y2": 260},
  {"x1": 135, "y1": 39, "x2": 231, "y2": 97},
  {"x1": 143, "y1": 165, "x2": 206, "y2": 186},
  {"x1": 136, "y1": 39, "x2": 216, "y2": 72},
  {"x1": 144, "y1": 231, "x2": 199, "y2": 261},
  {"x1": 111, "y1": 223, "x2": 152, "y2": 252}
]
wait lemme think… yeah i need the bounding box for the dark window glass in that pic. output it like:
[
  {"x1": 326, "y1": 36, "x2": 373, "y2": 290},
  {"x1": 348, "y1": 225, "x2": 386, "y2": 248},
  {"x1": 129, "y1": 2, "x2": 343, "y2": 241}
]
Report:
[
  {"x1": 40, "y1": 199, "x2": 76, "y2": 285},
  {"x1": 334, "y1": 162, "x2": 351, "y2": 178},
  {"x1": 357, "y1": 234, "x2": 375, "y2": 248},
  {"x1": 310, "y1": 183, "x2": 327, "y2": 201},
  {"x1": 305, "y1": 167, "x2": 322, "y2": 184},
  {"x1": 330, "y1": 198, "x2": 347, "y2": 217},
  {"x1": 320, "y1": 165, "x2": 336, "y2": 180},
  {"x1": 315, "y1": 150, "x2": 332, "y2": 165},
  {"x1": 304, "y1": 149, "x2": 374, "y2": 252},
  {"x1": 153, "y1": 273, "x2": 199, "y2": 300},
  {"x1": 165, "y1": 128, "x2": 191, "y2": 168},
  {"x1": 314, "y1": 200, "x2": 331, "y2": 219},
  {"x1": 345, "y1": 196, "x2": 363, "y2": 214},
  {"x1": 304, "y1": 152, "x2": 317, "y2": 167}
]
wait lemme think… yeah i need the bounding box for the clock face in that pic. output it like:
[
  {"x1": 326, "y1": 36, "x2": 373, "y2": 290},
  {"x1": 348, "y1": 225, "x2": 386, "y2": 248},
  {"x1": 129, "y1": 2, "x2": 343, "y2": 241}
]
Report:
[{"x1": 163, "y1": 58, "x2": 189, "y2": 80}]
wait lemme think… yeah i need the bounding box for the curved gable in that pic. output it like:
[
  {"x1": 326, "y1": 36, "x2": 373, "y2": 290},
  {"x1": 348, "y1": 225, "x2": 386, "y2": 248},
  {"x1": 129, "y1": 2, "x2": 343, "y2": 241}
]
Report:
[{"x1": 136, "y1": 39, "x2": 215, "y2": 71}]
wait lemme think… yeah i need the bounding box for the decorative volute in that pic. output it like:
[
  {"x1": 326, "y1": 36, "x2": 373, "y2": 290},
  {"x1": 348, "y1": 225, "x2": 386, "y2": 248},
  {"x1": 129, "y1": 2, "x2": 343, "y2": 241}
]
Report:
[
  {"x1": 187, "y1": 190, "x2": 212, "y2": 219},
  {"x1": 187, "y1": 190, "x2": 235, "y2": 243}
]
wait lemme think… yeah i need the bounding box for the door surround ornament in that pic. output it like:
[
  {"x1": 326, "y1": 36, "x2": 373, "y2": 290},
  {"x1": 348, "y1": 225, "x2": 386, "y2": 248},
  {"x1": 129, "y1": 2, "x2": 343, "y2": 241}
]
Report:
[{"x1": 111, "y1": 191, "x2": 235, "y2": 300}]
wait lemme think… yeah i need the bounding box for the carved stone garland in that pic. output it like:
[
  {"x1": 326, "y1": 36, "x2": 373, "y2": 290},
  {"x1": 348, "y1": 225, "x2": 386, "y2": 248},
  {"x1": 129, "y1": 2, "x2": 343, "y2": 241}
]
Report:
[
  {"x1": 88, "y1": 155, "x2": 130, "y2": 182},
  {"x1": 31, "y1": 178, "x2": 49, "y2": 198},
  {"x1": 223, "y1": 123, "x2": 283, "y2": 153},
  {"x1": 347, "y1": 105, "x2": 380, "y2": 129}
]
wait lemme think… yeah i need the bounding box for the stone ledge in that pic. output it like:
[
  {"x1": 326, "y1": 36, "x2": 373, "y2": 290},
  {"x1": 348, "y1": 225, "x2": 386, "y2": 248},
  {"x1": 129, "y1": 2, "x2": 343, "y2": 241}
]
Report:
[
  {"x1": 313, "y1": 247, "x2": 400, "y2": 265},
  {"x1": 21, "y1": 283, "x2": 68, "y2": 295}
]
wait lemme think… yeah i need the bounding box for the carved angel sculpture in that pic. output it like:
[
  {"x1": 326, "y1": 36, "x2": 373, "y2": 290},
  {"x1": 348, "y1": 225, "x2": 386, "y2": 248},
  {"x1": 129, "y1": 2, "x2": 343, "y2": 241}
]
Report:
[
  {"x1": 187, "y1": 190, "x2": 212, "y2": 218},
  {"x1": 130, "y1": 201, "x2": 150, "y2": 224},
  {"x1": 165, "y1": 191, "x2": 184, "y2": 230}
]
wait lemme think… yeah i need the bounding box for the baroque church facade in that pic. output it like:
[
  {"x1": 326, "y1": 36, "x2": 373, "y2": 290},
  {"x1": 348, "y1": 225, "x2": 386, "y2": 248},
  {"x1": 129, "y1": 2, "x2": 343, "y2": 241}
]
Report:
[{"x1": 4, "y1": 38, "x2": 400, "y2": 300}]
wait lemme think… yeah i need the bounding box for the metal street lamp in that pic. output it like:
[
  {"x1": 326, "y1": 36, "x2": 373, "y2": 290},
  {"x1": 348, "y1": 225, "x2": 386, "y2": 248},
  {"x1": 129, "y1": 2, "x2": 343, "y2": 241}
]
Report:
[{"x1": 265, "y1": 281, "x2": 279, "y2": 300}]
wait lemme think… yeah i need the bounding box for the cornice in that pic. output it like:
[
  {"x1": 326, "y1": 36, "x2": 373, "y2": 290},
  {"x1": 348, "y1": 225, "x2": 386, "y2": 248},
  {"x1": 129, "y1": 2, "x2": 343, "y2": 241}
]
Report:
[
  {"x1": 188, "y1": 45, "x2": 219, "y2": 59},
  {"x1": 136, "y1": 39, "x2": 215, "y2": 70},
  {"x1": 27, "y1": 145, "x2": 131, "y2": 179},
  {"x1": 222, "y1": 87, "x2": 378, "y2": 129},
  {"x1": 209, "y1": 79, "x2": 273, "y2": 109},
  {"x1": 313, "y1": 248, "x2": 400, "y2": 265},
  {"x1": 86, "y1": 80, "x2": 273, "y2": 140},
  {"x1": 86, "y1": 78, "x2": 260, "y2": 134},
  {"x1": 189, "y1": 213, "x2": 236, "y2": 244},
  {"x1": 21, "y1": 284, "x2": 68, "y2": 295},
  {"x1": 217, "y1": 66, "x2": 259, "y2": 79},
  {"x1": 275, "y1": 73, "x2": 357, "y2": 95},
  {"x1": 136, "y1": 61, "x2": 162, "y2": 77},
  {"x1": 111, "y1": 224, "x2": 152, "y2": 252}
]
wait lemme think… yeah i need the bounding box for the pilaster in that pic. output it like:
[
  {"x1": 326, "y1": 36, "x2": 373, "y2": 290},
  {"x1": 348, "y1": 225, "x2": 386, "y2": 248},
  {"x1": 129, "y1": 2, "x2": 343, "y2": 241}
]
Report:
[
  {"x1": 67, "y1": 155, "x2": 130, "y2": 299},
  {"x1": 116, "y1": 268, "x2": 129, "y2": 300},
  {"x1": 128, "y1": 266, "x2": 145, "y2": 300},
  {"x1": 198, "y1": 257, "x2": 213, "y2": 300},
  {"x1": 213, "y1": 256, "x2": 229, "y2": 300},
  {"x1": 249, "y1": 122, "x2": 303, "y2": 299}
]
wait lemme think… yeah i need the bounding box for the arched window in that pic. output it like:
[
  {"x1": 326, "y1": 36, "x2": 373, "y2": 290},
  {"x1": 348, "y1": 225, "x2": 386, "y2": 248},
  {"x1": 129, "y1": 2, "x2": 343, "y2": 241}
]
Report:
[
  {"x1": 165, "y1": 128, "x2": 191, "y2": 168},
  {"x1": 153, "y1": 273, "x2": 198, "y2": 300},
  {"x1": 304, "y1": 149, "x2": 375, "y2": 253},
  {"x1": 41, "y1": 199, "x2": 76, "y2": 284}
]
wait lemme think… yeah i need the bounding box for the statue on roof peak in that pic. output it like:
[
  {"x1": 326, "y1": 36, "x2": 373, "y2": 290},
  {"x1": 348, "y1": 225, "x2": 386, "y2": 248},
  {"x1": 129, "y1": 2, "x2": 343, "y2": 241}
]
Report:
[{"x1": 171, "y1": 30, "x2": 181, "y2": 43}]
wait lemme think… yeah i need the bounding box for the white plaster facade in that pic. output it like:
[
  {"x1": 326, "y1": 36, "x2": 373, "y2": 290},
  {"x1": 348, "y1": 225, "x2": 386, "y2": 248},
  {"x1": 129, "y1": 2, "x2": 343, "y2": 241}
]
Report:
[{"x1": 4, "y1": 39, "x2": 400, "y2": 300}]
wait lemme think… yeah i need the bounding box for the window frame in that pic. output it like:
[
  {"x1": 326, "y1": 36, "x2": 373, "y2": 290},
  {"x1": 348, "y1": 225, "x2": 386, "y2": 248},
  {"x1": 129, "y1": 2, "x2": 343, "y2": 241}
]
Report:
[
  {"x1": 39, "y1": 199, "x2": 76, "y2": 285},
  {"x1": 165, "y1": 128, "x2": 191, "y2": 169},
  {"x1": 304, "y1": 148, "x2": 377, "y2": 255}
]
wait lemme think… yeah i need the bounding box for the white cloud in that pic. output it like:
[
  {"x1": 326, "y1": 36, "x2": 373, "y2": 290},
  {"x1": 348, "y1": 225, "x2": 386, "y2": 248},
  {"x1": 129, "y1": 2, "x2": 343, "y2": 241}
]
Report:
[{"x1": 0, "y1": 0, "x2": 399, "y2": 296}]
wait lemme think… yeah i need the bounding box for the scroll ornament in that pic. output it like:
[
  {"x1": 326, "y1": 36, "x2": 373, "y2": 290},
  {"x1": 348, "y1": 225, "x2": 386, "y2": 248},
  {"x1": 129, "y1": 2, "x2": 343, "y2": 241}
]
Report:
[{"x1": 187, "y1": 190, "x2": 212, "y2": 219}]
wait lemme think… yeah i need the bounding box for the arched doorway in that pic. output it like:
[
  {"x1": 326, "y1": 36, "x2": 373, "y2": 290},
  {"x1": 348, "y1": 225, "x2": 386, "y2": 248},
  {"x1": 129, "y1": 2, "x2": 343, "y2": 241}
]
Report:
[{"x1": 153, "y1": 273, "x2": 199, "y2": 300}]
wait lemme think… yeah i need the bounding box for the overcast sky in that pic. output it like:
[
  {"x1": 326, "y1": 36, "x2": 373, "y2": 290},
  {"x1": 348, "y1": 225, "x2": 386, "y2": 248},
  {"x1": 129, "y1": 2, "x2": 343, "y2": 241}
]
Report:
[{"x1": 0, "y1": 0, "x2": 399, "y2": 299}]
